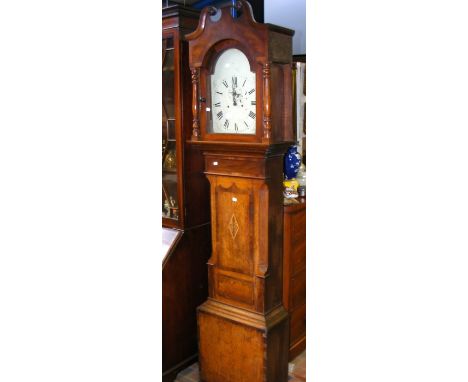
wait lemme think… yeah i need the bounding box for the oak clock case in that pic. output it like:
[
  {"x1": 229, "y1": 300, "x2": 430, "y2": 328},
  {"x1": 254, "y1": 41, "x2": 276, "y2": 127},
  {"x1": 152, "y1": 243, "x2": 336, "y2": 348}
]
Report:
[
  {"x1": 162, "y1": 5, "x2": 211, "y2": 382},
  {"x1": 187, "y1": 1, "x2": 295, "y2": 381}
]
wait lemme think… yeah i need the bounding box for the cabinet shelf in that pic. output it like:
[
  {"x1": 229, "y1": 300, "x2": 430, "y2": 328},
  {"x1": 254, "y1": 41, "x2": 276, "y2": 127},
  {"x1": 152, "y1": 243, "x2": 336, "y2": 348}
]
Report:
[{"x1": 162, "y1": 171, "x2": 178, "y2": 178}]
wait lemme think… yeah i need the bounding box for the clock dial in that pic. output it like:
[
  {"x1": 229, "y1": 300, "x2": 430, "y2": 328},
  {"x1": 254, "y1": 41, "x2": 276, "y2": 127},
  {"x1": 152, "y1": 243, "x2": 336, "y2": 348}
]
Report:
[{"x1": 209, "y1": 48, "x2": 256, "y2": 134}]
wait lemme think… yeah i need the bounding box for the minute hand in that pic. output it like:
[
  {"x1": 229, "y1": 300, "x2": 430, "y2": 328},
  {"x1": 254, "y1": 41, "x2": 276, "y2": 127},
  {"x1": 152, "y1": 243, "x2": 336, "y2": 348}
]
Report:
[{"x1": 231, "y1": 79, "x2": 237, "y2": 106}]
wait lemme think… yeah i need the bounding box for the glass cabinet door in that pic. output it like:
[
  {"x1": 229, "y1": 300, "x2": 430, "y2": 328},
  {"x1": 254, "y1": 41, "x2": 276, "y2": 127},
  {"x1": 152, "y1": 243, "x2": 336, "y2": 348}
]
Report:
[{"x1": 162, "y1": 36, "x2": 179, "y2": 222}]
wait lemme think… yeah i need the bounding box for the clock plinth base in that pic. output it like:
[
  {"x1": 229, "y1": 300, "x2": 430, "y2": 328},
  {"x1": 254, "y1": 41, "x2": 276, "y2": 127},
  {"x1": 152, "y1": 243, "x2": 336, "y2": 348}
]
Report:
[{"x1": 197, "y1": 299, "x2": 289, "y2": 382}]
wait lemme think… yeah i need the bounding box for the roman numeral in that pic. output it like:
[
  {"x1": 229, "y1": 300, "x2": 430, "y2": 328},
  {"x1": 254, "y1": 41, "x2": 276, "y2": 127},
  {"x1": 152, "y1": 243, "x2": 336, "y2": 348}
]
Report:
[
  {"x1": 235, "y1": 123, "x2": 238, "y2": 132},
  {"x1": 224, "y1": 119, "x2": 230, "y2": 129},
  {"x1": 244, "y1": 121, "x2": 248, "y2": 127},
  {"x1": 232, "y1": 76, "x2": 237, "y2": 87},
  {"x1": 249, "y1": 111, "x2": 256, "y2": 119},
  {"x1": 242, "y1": 79, "x2": 246, "y2": 87},
  {"x1": 251, "y1": 101, "x2": 256, "y2": 105},
  {"x1": 216, "y1": 91, "x2": 223, "y2": 95},
  {"x1": 217, "y1": 111, "x2": 223, "y2": 120},
  {"x1": 214, "y1": 102, "x2": 221, "y2": 107},
  {"x1": 248, "y1": 89, "x2": 255, "y2": 95},
  {"x1": 222, "y1": 80, "x2": 228, "y2": 88}
]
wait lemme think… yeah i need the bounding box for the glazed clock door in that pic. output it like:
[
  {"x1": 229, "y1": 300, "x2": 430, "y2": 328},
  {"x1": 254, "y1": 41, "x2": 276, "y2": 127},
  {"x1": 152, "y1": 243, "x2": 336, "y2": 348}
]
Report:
[{"x1": 208, "y1": 48, "x2": 256, "y2": 134}]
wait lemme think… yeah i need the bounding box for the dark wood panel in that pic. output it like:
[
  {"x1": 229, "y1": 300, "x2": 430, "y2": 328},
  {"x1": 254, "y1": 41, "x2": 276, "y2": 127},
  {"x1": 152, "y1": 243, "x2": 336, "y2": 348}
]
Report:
[
  {"x1": 290, "y1": 303, "x2": 306, "y2": 346},
  {"x1": 292, "y1": 210, "x2": 306, "y2": 242},
  {"x1": 291, "y1": 269, "x2": 306, "y2": 309},
  {"x1": 289, "y1": 334, "x2": 306, "y2": 361},
  {"x1": 291, "y1": 239, "x2": 306, "y2": 276},
  {"x1": 283, "y1": 199, "x2": 306, "y2": 360}
]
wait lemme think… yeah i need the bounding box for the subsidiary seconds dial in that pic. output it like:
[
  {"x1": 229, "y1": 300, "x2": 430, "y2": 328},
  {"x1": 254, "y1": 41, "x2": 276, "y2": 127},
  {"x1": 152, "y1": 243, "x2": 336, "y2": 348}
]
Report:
[{"x1": 209, "y1": 48, "x2": 256, "y2": 135}]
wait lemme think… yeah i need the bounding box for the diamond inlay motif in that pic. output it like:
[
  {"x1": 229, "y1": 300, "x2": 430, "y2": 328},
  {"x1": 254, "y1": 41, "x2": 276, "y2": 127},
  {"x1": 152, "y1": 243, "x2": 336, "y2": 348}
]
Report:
[{"x1": 228, "y1": 214, "x2": 239, "y2": 239}]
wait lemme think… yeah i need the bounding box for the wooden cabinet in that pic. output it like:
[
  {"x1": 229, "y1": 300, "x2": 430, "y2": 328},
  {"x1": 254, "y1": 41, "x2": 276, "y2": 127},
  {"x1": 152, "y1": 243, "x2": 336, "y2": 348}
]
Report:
[
  {"x1": 162, "y1": 5, "x2": 211, "y2": 382},
  {"x1": 162, "y1": 5, "x2": 209, "y2": 230},
  {"x1": 283, "y1": 198, "x2": 306, "y2": 360},
  {"x1": 162, "y1": 225, "x2": 210, "y2": 382}
]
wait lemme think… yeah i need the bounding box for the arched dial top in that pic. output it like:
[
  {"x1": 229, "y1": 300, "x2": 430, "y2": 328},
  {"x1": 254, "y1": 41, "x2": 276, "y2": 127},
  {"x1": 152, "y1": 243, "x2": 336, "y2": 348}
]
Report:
[
  {"x1": 186, "y1": 0, "x2": 294, "y2": 143},
  {"x1": 209, "y1": 48, "x2": 256, "y2": 135}
]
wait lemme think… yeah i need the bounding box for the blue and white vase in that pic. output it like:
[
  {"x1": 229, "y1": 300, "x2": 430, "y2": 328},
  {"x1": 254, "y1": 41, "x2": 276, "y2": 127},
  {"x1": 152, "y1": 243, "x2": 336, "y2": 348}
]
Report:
[{"x1": 284, "y1": 146, "x2": 302, "y2": 180}]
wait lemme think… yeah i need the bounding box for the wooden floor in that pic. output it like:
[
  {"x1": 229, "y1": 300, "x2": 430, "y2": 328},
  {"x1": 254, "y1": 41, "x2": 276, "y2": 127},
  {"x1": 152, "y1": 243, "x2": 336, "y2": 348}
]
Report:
[{"x1": 175, "y1": 350, "x2": 306, "y2": 381}]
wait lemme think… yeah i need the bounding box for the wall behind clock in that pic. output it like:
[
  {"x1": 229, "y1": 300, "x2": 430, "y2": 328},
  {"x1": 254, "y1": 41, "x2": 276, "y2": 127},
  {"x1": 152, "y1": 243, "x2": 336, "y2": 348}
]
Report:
[{"x1": 264, "y1": 0, "x2": 306, "y2": 55}]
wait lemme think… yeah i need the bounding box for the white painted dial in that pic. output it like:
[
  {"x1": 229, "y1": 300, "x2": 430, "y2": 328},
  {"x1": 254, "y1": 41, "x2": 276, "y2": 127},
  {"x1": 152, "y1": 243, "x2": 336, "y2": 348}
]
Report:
[{"x1": 209, "y1": 48, "x2": 256, "y2": 134}]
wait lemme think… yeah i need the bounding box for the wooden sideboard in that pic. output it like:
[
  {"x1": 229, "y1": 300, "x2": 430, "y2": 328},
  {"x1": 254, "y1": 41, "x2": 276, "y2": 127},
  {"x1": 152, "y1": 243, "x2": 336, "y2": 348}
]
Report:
[{"x1": 283, "y1": 198, "x2": 306, "y2": 360}]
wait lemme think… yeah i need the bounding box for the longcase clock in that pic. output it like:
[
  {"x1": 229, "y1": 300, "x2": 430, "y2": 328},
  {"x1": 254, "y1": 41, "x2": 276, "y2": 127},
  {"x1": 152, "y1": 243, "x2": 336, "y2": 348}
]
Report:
[{"x1": 186, "y1": 1, "x2": 295, "y2": 380}]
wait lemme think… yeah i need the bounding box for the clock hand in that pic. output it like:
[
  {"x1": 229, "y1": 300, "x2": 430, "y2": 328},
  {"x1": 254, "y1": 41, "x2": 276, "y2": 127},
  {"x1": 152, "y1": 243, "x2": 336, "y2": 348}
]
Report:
[{"x1": 231, "y1": 78, "x2": 237, "y2": 106}]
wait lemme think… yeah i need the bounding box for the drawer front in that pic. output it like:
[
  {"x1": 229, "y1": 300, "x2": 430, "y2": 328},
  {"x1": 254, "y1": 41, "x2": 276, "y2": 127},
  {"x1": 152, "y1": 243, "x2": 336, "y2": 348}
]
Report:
[
  {"x1": 291, "y1": 239, "x2": 306, "y2": 275},
  {"x1": 291, "y1": 209, "x2": 306, "y2": 242},
  {"x1": 205, "y1": 155, "x2": 265, "y2": 178},
  {"x1": 290, "y1": 303, "x2": 306, "y2": 345},
  {"x1": 290, "y1": 269, "x2": 306, "y2": 309}
]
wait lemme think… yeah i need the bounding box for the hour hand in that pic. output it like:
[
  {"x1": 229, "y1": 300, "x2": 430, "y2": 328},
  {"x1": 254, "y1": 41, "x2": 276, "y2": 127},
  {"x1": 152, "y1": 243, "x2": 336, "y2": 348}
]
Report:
[
  {"x1": 231, "y1": 83, "x2": 237, "y2": 106},
  {"x1": 232, "y1": 76, "x2": 240, "y2": 105}
]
